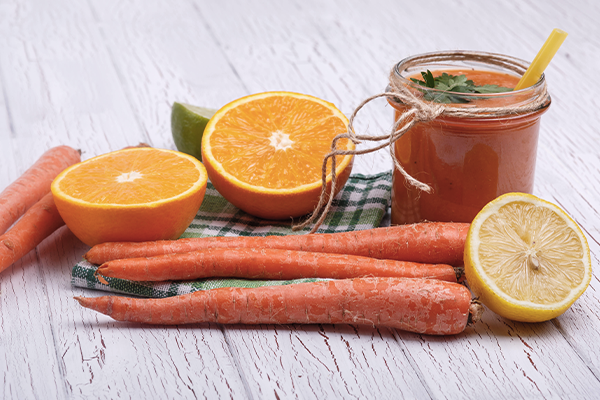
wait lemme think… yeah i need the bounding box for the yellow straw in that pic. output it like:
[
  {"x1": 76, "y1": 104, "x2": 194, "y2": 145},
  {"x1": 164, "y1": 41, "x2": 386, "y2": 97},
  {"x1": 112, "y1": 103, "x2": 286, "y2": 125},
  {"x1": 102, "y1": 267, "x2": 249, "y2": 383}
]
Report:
[{"x1": 514, "y1": 28, "x2": 568, "y2": 90}]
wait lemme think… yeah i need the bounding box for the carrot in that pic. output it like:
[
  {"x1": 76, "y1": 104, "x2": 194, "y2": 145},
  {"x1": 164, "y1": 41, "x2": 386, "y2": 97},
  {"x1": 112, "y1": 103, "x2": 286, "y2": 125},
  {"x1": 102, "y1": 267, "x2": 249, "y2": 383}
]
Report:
[
  {"x1": 0, "y1": 193, "x2": 65, "y2": 274},
  {"x1": 96, "y1": 248, "x2": 459, "y2": 282},
  {"x1": 0, "y1": 145, "x2": 80, "y2": 235},
  {"x1": 75, "y1": 277, "x2": 483, "y2": 335},
  {"x1": 85, "y1": 222, "x2": 470, "y2": 266}
]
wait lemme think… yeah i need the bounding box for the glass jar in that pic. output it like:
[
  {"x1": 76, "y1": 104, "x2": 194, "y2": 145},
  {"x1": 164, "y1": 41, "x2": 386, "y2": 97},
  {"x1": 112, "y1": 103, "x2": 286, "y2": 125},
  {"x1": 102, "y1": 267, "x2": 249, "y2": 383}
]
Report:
[{"x1": 389, "y1": 51, "x2": 551, "y2": 225}]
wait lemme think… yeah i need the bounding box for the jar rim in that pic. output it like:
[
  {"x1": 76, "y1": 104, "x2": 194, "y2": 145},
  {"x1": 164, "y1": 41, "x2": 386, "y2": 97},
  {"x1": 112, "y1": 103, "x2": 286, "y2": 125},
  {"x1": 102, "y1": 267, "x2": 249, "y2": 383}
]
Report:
[{"x1": 392, "y1": 50, "x2": 546, "y2": 99}]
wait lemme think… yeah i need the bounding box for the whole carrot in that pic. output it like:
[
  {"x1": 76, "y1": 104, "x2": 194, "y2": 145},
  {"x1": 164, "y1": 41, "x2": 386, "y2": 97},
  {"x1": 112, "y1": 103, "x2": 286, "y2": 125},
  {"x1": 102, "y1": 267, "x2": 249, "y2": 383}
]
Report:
[
  {"x1": 0, "y1": 145, "x2": 80, "y2": 235},
  {"x1": 0, "y1": 193, "x2": 65, "y2": 274},
  {"x1": 85, "y1": 222, "x2": 469, "y2": 266},
  {"x1": 96, "y1": 248, "x2": 458, "y2": 282},
  {"x1": 75, "y1": 277, "x2": 482, "y2": 335}
]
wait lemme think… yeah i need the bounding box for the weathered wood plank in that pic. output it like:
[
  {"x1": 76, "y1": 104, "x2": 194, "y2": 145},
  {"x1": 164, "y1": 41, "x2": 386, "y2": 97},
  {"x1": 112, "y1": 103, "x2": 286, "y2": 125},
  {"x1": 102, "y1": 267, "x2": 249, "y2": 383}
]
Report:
[
  {"x1": 0, "y1": 1, "x2": 145, "y2": 157},
  {"x1": 0, "y1": 34, "x2": 67, "y2": 395},
  {"x1": 0, "y1": 144, "x2": 68, "y2": 399},
  {"x1": 396, "y1": 312, "x2": 600, "y2": 399},
  {"x1": 1, "y1": 0, "x2": 600, "y2": 398},
  {"x1": 87, "y1": 0, "x2": 250, "y2": 152},
  {"x1": 225, "y1": 324, "x2": 431, "y2": 399},
  {"x1": 0, "y1": 0, "x2": 249, "y2": 398}
]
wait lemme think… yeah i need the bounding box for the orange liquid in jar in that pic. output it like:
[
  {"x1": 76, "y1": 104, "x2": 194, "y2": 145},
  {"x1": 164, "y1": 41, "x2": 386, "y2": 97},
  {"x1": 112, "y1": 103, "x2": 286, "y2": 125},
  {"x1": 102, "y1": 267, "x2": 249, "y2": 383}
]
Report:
[{"x1": 390, "y1": 69, "x2": 549, "y2": 224}]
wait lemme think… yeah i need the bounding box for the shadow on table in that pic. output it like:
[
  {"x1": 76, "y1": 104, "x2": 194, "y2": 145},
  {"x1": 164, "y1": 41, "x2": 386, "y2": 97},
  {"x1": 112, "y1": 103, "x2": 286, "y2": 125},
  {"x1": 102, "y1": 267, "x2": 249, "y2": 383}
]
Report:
[
  {"x1": 392, "y1": 307, "x2": 562, "y2": 344},
  {"x1": 75, "y1": 309, "x2": 562, "y2": 342},
  {"x1": 74, "y1": 319, "x2": 398, "y2": 341},
  {"x1": 222, "y1": 322, "x2": 398, "y2": 340}
]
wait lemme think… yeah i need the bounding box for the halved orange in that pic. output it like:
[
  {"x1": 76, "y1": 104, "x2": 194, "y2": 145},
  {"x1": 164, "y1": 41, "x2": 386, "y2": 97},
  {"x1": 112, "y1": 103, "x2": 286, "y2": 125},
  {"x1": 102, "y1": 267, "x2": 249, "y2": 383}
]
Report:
[
  {"x1": 201, "y1": 91, "x2": 355, "y2": 220},
  {"x1": 51, "y1": 148, "x2": 207, "y2": 246}
]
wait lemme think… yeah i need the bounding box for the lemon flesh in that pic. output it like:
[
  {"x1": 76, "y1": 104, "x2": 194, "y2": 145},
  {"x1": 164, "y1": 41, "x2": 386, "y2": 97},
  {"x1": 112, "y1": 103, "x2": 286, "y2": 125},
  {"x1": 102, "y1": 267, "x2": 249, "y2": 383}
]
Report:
[
  {"x1": 171, "y1": 102, "x2": 217, "y2": 161},
  {"x1": 464, "y1": 193, "x2": 592, "y2": 322}
]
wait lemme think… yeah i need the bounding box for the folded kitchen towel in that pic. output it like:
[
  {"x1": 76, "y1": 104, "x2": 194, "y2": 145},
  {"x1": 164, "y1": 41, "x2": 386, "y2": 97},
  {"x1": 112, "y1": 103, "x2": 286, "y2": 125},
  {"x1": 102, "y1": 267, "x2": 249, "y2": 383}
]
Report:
[{"x1": 71, "y1": 171, "x2": 392, "y2": 298}]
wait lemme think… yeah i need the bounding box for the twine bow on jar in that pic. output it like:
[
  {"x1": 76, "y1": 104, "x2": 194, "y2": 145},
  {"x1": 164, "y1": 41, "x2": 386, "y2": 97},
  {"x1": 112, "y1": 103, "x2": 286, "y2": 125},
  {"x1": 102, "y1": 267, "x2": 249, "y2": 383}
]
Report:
[{"x1": 294, "y1": 51, "x2": 551, "y2": 233}]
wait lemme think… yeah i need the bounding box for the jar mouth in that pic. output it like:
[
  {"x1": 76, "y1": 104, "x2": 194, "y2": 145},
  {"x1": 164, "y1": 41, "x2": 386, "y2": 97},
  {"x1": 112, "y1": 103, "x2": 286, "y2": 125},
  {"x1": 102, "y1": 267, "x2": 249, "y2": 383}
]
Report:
[{"x1": 391, "y1": 50, "x2": 546, "y2": 103}]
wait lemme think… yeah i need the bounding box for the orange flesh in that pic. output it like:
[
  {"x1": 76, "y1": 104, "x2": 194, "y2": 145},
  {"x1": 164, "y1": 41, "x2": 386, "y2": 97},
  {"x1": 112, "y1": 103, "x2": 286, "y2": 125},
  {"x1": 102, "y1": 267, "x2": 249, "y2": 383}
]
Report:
[
  {"x1": 57, "y1": 151, "x2": 202, "y2": 205},
  {"x1": 391, "y1": 69, "x2": 547, "y2": 224},
  {"x1": 209, "y1": 96, "x2": 349, "y2": 189}
]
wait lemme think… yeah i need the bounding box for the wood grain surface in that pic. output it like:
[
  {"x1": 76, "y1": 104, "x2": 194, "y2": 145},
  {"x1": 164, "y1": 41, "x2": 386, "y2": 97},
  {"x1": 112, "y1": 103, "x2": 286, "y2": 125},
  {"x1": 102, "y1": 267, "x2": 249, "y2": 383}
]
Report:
[{"x1": 1, "y1": 0, "x2": 599, "y2": 399}]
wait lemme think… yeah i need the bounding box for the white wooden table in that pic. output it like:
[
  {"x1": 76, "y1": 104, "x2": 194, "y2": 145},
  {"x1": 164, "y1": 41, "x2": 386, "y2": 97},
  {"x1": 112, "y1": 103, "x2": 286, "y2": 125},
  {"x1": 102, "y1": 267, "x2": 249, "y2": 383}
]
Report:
[{"x1": 2, "y1": 0, "x2": 599, "y2": 398}]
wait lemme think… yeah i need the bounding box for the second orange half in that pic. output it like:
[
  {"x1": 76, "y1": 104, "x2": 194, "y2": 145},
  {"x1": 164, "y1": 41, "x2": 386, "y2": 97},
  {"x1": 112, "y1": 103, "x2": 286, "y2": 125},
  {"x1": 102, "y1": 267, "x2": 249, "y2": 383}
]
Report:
[{"x1": 201, "y1": 91, "x2": 355, "y2": 220}]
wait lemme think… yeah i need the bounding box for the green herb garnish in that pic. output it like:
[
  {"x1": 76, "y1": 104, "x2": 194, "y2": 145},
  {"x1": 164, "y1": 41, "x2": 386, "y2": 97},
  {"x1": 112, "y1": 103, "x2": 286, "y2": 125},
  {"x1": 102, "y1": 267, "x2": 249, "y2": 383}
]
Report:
[{"x1": 410, "y1": 70, "x2": 513, "y2": 104}]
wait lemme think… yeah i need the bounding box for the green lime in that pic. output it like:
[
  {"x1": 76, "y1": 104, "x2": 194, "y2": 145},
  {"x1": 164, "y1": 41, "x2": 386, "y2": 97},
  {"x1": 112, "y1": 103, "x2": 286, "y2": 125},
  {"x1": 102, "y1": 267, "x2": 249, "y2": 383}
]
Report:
[{"x1": 171, "y1": 102, "x2": 217, "y2": 161}]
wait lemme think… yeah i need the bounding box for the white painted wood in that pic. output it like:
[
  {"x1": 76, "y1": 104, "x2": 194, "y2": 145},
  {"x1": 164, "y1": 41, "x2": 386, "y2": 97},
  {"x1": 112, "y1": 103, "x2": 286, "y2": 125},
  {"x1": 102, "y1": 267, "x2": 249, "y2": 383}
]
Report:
[
  {"x1": 86, "y1": 0, "x2": 250, "y2": 152},
  {"x1": 225, "y1": 324, "x2": 431, "y2": 399},
  {"x1": 0, "y1": 0, "x2": 248, "y2": 398},
  {"x1": 1, "y1": 0, "x2": 600, "y2": 398}
]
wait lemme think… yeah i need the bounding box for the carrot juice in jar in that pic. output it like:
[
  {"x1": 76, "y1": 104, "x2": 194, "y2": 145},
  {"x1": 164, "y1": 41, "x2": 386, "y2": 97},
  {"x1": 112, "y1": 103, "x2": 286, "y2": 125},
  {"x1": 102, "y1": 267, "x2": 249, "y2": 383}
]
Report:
[{"x1": 389, "y1": 51, "x2": 550, "y2": 224}]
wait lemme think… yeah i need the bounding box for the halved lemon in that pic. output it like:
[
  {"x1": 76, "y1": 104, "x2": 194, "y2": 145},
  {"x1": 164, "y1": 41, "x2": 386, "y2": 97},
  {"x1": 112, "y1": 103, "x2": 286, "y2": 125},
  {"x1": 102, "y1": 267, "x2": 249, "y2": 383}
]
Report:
[
  {"x1": 201, "y1": 91, "x2": 354, "y2": 220},
  {"x1": 464, "y1": 193, "x2": 592, "y2": 322},
  {"x1": 51, "y1": 147, "x2": 207, "y2": 246}
]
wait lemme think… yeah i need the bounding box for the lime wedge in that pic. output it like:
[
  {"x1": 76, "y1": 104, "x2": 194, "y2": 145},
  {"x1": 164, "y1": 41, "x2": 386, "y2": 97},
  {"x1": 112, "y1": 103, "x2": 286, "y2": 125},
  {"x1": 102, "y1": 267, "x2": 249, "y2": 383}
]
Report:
[{"x1": 171, "y1": 102, "x2": 217, "y2": 161}]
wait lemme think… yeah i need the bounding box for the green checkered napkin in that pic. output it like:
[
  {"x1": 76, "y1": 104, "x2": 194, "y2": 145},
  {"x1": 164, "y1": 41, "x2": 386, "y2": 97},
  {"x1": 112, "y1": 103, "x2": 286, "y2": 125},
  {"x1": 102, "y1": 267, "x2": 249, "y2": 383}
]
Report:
[{"x1": 71, "y1": 172, "x2": 392, "y2": 298}]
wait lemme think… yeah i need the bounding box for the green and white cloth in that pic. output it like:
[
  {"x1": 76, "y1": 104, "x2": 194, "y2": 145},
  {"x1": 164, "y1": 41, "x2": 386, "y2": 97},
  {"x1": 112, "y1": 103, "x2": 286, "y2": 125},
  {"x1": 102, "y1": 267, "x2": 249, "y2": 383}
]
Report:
[{"x1": 71, "y1": 171, "x2": 392, "y2": 298}]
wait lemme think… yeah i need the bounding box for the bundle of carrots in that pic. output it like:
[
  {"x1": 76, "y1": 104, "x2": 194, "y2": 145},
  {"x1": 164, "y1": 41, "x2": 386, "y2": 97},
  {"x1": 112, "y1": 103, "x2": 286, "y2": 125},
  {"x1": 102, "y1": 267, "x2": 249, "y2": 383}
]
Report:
[
  {"x1": 77, "y1": 222, "x2": 484, "y2": 335},
  {"x1": 2, "y1": 145, "x2": 482, "y2": 335},
  {"x1": 0, "y1": 146, "x2": 81, "y2": 275}
]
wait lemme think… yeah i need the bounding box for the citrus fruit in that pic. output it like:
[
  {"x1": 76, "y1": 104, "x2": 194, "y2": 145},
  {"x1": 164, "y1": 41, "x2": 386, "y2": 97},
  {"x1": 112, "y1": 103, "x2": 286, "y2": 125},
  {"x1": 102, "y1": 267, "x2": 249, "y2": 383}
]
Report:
[
  {"x1": 201, "y1": 91, "x2": 354, "y2": 220},
  {"x1": 171, "y1": 102, "x2": 217, "y2": 161},
  {"x1": 51, "y1": 147, "x2": 208, "y2": 246},
  {"x1": 464, "y1": 192, "x2": 592, "y2": 322}
]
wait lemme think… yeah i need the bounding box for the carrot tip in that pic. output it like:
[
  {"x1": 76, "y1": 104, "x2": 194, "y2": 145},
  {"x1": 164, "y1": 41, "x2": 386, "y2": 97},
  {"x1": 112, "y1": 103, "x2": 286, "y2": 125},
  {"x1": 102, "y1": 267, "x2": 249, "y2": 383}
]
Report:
[
  {"x1": 74, "y1": 296, "x2": 103, "y2": 313},
  {"x1": 93, "y1": 268, "x2": 110, "y2": 285},
  {"x1": 74, "y1": 296, "x2": 86, "y2": 306}
]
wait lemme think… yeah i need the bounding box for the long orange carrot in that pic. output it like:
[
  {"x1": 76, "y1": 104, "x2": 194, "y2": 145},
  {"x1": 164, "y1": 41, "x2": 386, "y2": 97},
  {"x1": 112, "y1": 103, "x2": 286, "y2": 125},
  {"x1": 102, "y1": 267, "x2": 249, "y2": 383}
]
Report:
[
  {"x1": 0, "y1": 145, "x2": 80, "y2": 235},
  {"x1": 96, "y1": 248, "x2": 458, "y2": 282},
  {"x1": 0, "y1": 193, "x2": 65, "y2": 274},
  {"x1": 75, "y1": 277, "x2": 482, "y2": 335},
  {"x1": 85, "y1": 222, "x2": 469, "y2": 266}
]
